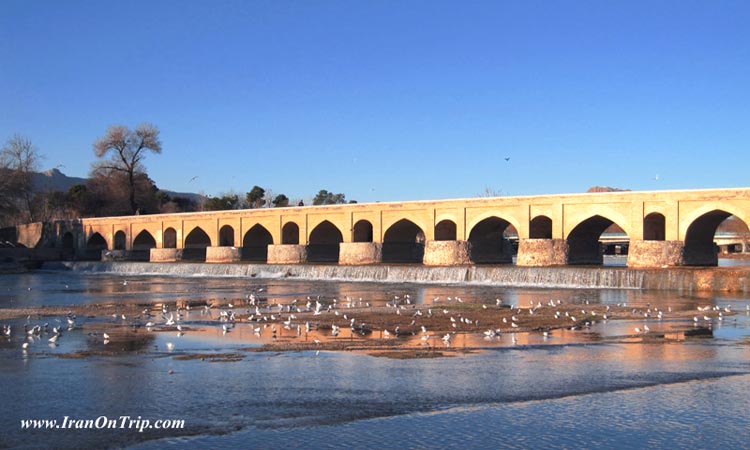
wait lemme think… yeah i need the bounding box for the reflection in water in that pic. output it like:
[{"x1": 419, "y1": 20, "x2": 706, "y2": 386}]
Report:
[{"x1": 0, "y1": 270, "x2": 749, "y2": 449}]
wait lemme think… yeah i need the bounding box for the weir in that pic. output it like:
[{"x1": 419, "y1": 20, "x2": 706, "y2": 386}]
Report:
[{"x1": 46, "y1": 261, "x2": 750, "y2": 293}]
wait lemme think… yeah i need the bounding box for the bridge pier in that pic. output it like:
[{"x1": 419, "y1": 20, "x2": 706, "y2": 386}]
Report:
[
  {"x1": 267, "y1": 244, "x2": 308, "y2": 264},
  {"x1": 339, "y1": 242, "x2": 382, "y2": 265},
  {"x1": 516, "y1": 239, "x2": 568, "y2": 266},
  {"x1": 150, "y1": 248, "x2": 183, "y2": 262},
  {"x1": 206, "y1": 246, "x2": 242, "y2": 263},
  {"x1": 627, "y1": 240, "x2": 686, "y2": 267},
  {"x1": 423, "y1": 240, "x2": 471, "y2": 266}
]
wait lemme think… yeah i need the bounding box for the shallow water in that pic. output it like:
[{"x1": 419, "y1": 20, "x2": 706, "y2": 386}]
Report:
[{"x1": 1, "y1": 269, "x2": 750, "y2": 449}]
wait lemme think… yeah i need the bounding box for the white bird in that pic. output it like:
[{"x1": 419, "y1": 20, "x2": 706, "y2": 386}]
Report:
[{"x1": 48, "y1": 334, "x2": 59, "y2": 343}]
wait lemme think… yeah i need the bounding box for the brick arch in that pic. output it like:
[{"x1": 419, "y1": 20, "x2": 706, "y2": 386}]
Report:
[
  {"x1": 114, "y1": 230, "x2": 126, "y2": 250},
  {"x1": 381, "y1": 216, "x2": 430, "y2": 243},
  {"x1": 467, "y1": 211, "x2": 521, "y2": 241},
  {"x1": 683, "y1": 209, "x2": 749, "y2": 266},
  {"x1": 219, "y1": 225, "x2": 235, "y2": 247},
  {"x1": 353, "y1": 220, "x2": 373, "y2": 242},
  {"x1": 566, "y1": 214, "x2": 629, "y2": 265},
  {"x1": 679, "y1": 202, "x2": 750, "y2": 241},
  {"x1": 564, "y1": 205, "x2": 631, "y2": 240},
  {"x1": 308, "y1": 220, "x2": 344, "y2": 262},
  {"x1": 435, "y1": 220, "x2": 457, "y2": 241},
  {"x1": 468, "y1": 216, "x2": 516, "y2": 264},
  {"x1": 306, "y1": 216, "x2": 347, "y2": 244},
  {"x1": 183, "y1": 226, "x2": 211, "y2": 261},
  {"x1": 383, "y1": 219, "x2": 425, "y2": 263},
  {"x1": 529, "y1": 215, "x2": 552, "y2": 239},
  {"x1": 282, "y1": 221, "x2": 300, "y2": 245},
  {"x1": 242, "y1": 224, "x2": 273, "y2": 261}
]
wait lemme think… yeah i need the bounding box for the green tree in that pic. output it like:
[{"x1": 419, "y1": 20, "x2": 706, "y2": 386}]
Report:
[
  {"x1": 272, "y1": 194, "x2": 289, "y2": 207},
  {"x1": 204, "y1": 194, "x2": 239, "y2": 211},
  {"x1": 312, "y1": 189, "x2": 347, "y2": 205},
  {"x1": 93, "y1": 123, "x2": 162, "y2": 215},
  {"x1": 245, "y1": 185, "x2": 265, "y2": 208}
]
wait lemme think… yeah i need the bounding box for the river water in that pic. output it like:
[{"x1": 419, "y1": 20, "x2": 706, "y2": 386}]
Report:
[{"x1": 1, "y1": 265, "x2": 750, "y2": 449}]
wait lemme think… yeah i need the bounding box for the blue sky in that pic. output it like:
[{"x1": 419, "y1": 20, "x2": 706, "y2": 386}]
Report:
[{"x1": 1, "y1": 1, "x2": 748, "y2": 203}]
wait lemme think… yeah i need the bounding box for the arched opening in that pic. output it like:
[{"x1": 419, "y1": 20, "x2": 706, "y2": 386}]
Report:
[
  {"x1": 684, "y1": 210, "x2": 741, "y2": 266},
  {"x1": 62, "y1": 232, "x2": 74, "y2": 249},
  {"x1": 132, "y1": 230, "x2": 156, "y2": 261},
  {"x1": 529, "y1": 216, "x2": 553, "y2": 239},
  {"x1": 219, "y1": 225, "x2": 235, "y2": 247},
  {"x1": 308, "y1": 221, "x2": 343, "y2": 262},
  {"x1": 353, "y1": 220, "x2": 373, "y2": 243},
  {"x1": 184, "y1": 227, "x2": 211, "y2": 261},
  {"x1": 643, "y1": 213, "x2": 666, "y2": 241},
  {"x1": 242, "y1": 224, "x2": 273, "y2": 262},
  {"x1": 435, "y1": 220, "x2": 457, "y2": 241},
  {"x1": 86, "y1": 233, "x2": 107, "y2": 260},
  {"x1": 163, "y1": 228, "x2": 177, "y2": 249},
  {"x1": 567, "y1": 215, "x2": 629, "y2": 265},
  {"x1": 468, "y1": 217, "x2": 516, "y2": 264},
  {"x1": 61, "y1": 231, "x2": 75, "y2": 260},
  {"x1": 114, "y1": 231, "x2": 126, "y2": 250},
  {"x1": 383, "y1": 219, "x2": 425, "y2": 263},
  {"x1": 282, "y1": 222, "x2": 300, "y2": 245},
  {"x1": 716, "y1": 215, "x2": 750, "y2": 255}
]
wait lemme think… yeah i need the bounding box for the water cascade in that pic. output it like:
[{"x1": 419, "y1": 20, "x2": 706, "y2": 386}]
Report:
[{"x1": 43, "y1": 261, "x2": 750, "y2": 292}]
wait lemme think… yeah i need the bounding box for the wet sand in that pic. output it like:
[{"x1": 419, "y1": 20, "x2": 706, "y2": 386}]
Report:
[{"x1": 1, "y1": 295, "x2": 731, "y2": 359}]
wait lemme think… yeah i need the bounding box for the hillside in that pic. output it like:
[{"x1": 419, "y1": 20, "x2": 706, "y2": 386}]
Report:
[{"x1": 31, "y1": 168, "x2": 204, "y2": 202}]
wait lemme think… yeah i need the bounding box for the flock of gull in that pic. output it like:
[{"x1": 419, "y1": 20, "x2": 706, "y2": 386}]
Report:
[{"x1": 4, "y1": 285, "x2": 747, "y2": 354}]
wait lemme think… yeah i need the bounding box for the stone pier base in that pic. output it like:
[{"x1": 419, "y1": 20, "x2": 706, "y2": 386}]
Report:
[
  {"x1": 206, "y1": 246, "x2": 242, "y2": 263},
  {"x1": 339, "y1": 242, "x2": 382, "y2": 265},
  {"x1": 516, "y1": 239, "x2": 568, "y2": 266},
  {"x1": 627, "y1": 240, "x2": 686, "y2": 268},
  {"x1": 423, "y1": 240, "x2": 471, "y2": 266},
  {"x1": 267, "y1": 245, "x2": 308, "y2": 264},
  {"x1": 150, "y1": 248, "x2": 183, "y2": 262}
]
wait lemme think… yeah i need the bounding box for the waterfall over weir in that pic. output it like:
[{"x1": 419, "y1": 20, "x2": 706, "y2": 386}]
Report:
[
  {"x1": 43, "y1": 262, "x2": 750, "y2": 292},
  {"x1": 44, "y1": 261, "x2": 750, "y2": 292}
]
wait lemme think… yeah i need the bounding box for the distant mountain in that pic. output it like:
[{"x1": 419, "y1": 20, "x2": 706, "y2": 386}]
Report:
[
  {"x1": 586, "y1": 186, "x2": 631, "y2": 193},
  {"x1": 32, "y1": 168, "x2": 87, "y2": 192},
  {"x1": 31, "y1": 168, "x2": 205, "y2": 202}
]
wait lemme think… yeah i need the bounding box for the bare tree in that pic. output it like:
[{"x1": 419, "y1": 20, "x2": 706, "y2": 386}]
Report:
[
  {"x1": 478, "y1": 186, "x2": 502, "y2": 198},
  {"x1": 93, "y1": 123, "x2": 162, "y2": 214},
  {"x1": 0, "y1": 134, "x2": 42, "y2": 223}
]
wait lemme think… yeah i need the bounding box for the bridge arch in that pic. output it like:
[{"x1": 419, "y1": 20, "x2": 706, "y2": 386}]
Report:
[
  {"x1": 383, "y1": 219, "x2": 425, "y2": 263},
  {"x1": 133, "y1": 230, "x2": 156, "y2": 250},
  {"x1": 683, "y1": 210, "x2": 749, "y2": 265},
  {"x1": 282, "y1": 222, "x2": 300, "y2": 245},
  {"x1": 242, "y1": 224, "x2": 273, "y2": 262},
  {"x1": 566, "y1": 215, "x2": 629, "y2": 265},
  {"x1": 164, "y1": 228, "x2": 177, "y2": 249},
  {"x1": 643, "y1": 213, "x2": 666, "y2": 241},
  {"x1": 219, "y1": 225, "x2": 235, "y2": 247},
  {"x1": 435, "y1": 220, "x2": 457, "y2": 241},
  {"x1": 132, "y1": 230, "x2": 156, "y2": 261},
  {"x1": 86, "y1": 232, "x2": 107, "y2": 250},
  {"x1": 353, "y1": 220, "x2": 373, "y2": 242},
  {"x1": 468, "y1": 216, "x2": 516, "y2": 264},
  {"x1": 184, "y1": 226, "x2": 211, "y2": 261},
  {"x1": 308, "y1": 220, "x2": 343, "y2": 262},
  {"x1": 529, "y1": 216, "x2": 552, "y2": 239},
  {"x1": 114, "y1": 230, "x2": 126, "y2": 250}
]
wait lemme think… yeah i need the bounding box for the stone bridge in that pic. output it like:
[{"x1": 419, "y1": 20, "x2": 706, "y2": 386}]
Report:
[{"x1": 50, "y1": 188, "x2": 750, "y2": 267}]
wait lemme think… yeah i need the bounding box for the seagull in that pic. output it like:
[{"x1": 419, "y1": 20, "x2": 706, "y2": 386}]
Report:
[{"x1": 504, "y1": 157, "x2": 510, "y2": 162}]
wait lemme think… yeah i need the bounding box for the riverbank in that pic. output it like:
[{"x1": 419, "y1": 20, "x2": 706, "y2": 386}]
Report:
[{"x1": 45, "y1": 260, "x2": 750, "y2": 292}]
